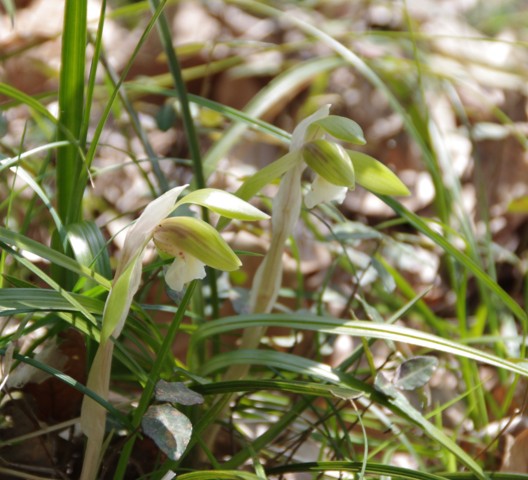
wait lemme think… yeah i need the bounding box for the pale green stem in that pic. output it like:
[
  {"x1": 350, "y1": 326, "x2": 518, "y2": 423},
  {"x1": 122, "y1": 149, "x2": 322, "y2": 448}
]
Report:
[
  {"x1": 80, "y1": 339, "x2": 114, "y2": 480},
  {"x1": 203, "y1": 162, "x2": 305, "y2": 453}
]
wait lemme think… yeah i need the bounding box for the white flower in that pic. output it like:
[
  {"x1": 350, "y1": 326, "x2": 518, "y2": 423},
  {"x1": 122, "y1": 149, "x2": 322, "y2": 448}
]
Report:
[
  {"x1": 304, "y1": 175, "x2": 348, "y2": 209},
  {"x1": 287, "y1": 104, "x2": 356, "y2": 210},
  {"x1": 117, "y1": 186, "x2": 188, "y2": 279},
  {"x1": 290, "y1": 104, "x2": 331, "y2": 152},
  {"x1": 165, "y1": 252, "x2": 206, "y2": 292},
  {"x1": 153, "y1": 216, "x2": 242, "y2": 292},
  {"x1": 104, "y1": 185, "x2": 188, "y2": 341}
]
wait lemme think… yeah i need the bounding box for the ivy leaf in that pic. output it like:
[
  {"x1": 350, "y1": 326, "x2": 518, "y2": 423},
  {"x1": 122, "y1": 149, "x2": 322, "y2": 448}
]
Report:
[
  {"x1": 142, "y1": 404, "x2": 192, "y2": 461},
  {"x1": 393, "y1": 356, "x2": 438, "y2": 391}
]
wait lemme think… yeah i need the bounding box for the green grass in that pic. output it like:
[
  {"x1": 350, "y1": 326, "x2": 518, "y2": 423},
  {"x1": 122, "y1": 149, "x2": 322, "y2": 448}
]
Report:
[{"x1": 1, "y1": 0, "x2": 527, "y2": 479}]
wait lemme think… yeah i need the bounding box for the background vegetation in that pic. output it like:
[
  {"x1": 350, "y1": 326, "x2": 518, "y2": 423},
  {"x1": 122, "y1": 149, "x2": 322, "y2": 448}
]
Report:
[{"x1": 1, "y1": 0, "x2": 528, "y2": 479}]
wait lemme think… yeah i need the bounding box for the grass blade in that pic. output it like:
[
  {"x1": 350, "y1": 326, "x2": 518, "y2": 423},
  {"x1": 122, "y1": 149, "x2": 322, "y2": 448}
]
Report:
[
  {"x1": 56, "y1": 0, "x2": 87, "y2": 226},
  {"x1": 192, "y1": 313, "x2": 528, "y2": 378}
]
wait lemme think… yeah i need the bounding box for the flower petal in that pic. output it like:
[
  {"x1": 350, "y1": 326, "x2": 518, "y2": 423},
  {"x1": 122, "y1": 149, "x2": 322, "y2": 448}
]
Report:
[
  {"x1": 153, "y1": 216, "x2": 242, "y2": 272},
  {"x1": 302, "y1": 139, "x2": 355, "y2": 187},
  {"x1": 165, "y1": 254, "x2": 206, "y2": 292},
  {"x1": 117, "y1": 185, "x2": 187, "y2": 277},
  {"x1": 176, "y1": 188, "x2": 269, "y2": 221},
  {"x1": 305, "y1": 175, "x2": 348, "y2": 209},
  {"x1": 290, "y1": 104, "x2": 331, "y2": 152}
]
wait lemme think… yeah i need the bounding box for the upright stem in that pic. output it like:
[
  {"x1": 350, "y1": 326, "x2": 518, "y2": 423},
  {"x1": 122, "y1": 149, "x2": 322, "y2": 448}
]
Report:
[
  {"x1": 80, "y1": 340, "x2": 114, "y2": 480},
  {"x1": 203, "y1": 162, "x2": 305, "y2": 453},
  {"x1": 53, "y1": 0, "x2": 88, "y2": 288}
]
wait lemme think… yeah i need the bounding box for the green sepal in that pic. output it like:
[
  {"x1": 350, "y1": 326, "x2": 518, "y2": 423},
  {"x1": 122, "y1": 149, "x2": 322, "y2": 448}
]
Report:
[
  {"x1": 101, "y1": 257, "x2": 140, "y2": 343},
  {"x1": 302, "y1": 139, "x2": 355, "y2": 187},
  {"x1": 348, "y1": 150, "x2": 410, "y2": 196},
  {"x1": 311, "y1": 115, "x2": 366, "y2": 145},
  {"x1": 217, "y1": 151, "x2": 300, "y2": 231},
  {"x1": 235, "y1": 151, "x2": 301, "y2": 202},
  {"x1": 153, "y1": 217, "x2": 241, "y2": 271},
  {"x1": 176, "y1": 188, "x2": 269, "y2": 221}
]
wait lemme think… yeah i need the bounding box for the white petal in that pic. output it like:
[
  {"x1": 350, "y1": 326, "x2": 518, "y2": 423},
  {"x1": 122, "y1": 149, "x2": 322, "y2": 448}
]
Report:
[
  {"x1": 117, "y1": 185, "x2": 188, "y2": 277},
  {"x1": 165, "y1": 253, "x2": 206, "y2": 292},
  {"x1": 304, "y1": 175, "x2": 348, "y2": 209},
  {"x1": 290, "y1": 104, "x2": 331, "y2": 152}
]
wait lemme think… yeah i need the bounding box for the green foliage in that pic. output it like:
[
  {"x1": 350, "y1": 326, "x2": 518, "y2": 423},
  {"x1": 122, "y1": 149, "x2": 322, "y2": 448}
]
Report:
[{"x1": 1, "y1": 0, "x2": 526, "y2": 478}]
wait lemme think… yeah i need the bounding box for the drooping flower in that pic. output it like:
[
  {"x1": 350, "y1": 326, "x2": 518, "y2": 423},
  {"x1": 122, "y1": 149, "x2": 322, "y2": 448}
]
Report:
[
  {"x1": 287, "y1": 105, "x2": 359, "y2": 209},
  {"x1": 80, "y1": 185, "x2": 268, "y2": 480},
  {"x1": 103, "y1": 185, "x2": 188, "y2": 342},
  {"x1": 153, "y1": 216, "x2": 242, "y2": 292},
  {"x1": 288, "y1": 105, "x2": 410, "y2": 208}
]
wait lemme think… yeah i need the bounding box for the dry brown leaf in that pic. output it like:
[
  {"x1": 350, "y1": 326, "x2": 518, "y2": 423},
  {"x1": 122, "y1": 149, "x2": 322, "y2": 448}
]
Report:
[{"x1": 501, "y1": 428, "x2": 528, "y2": 473}]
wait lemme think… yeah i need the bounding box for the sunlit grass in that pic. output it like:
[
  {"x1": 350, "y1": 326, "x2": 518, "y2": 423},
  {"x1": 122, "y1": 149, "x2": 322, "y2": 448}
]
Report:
[{"x1": 0, "y1": 0, "x2": 527, "y2": 478}]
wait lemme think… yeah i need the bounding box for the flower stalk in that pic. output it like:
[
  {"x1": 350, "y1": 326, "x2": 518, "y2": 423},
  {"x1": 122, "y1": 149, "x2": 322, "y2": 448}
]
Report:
[
  {"x1": 203, "y1": 104, "x2": 410, "y2": 455},
  {"x1": 79, "y1": 186, "x2": 267, "y2": 480}
]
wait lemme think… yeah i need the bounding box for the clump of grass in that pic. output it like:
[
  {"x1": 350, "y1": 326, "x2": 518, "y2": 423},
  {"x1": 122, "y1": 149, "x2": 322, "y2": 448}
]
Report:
[{"x1": 0, "y1": 1, "x2": 527, "y2": 479}]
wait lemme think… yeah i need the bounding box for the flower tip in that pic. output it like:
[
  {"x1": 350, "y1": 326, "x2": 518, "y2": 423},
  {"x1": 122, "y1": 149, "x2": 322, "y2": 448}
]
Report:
[
  {"x1": 304, "y1": 176, "x2": 348, "y2": 209},
  {"x1": 165, "y1": 255, "x2": 207, "y2": 292}
]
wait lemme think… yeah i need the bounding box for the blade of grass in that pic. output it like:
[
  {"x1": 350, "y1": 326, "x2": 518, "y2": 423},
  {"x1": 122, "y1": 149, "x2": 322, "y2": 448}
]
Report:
[
  {"x1": 85, "y1": 0, "x2": 169, "y2": 195},
  {"x1": 379, "y1": 195, "x2": 527, "y2": 325},
  {"x1": 0, "y1": 227, "x2": 111, "y2": 288},
  {"x1": 147, "y1": 0, "x2": 220, "y2": 323},
  {"x1": 266, "y1": 462, "x2": 450, "y2": 480},
  {"x1": 56, "y1": 0, "x2": 87, "y2": 227},
  {"x1": 200, "y1": 55, "x2": 343, "y2": 181},
  {"x1": 0, "y1": 141, "x2": 69, "y2": 174},
  {"x1": 113, "y1": 281, "x2": 197, "y2": 480},
  {"x1": 196, "y1": 348, "x2": 486, "y2": 477},
  {"x1": 191, "y1": 313, "x2": 528, "y2": 378},
  {"x1": 0, "y1": 242, "x2": 97, "y2": 326},
  {"x1": 124, "y1": 84, "x2": 291, "y2": 144},
  {"x1": 177, "y1": 473, "x2": 261, "y2": 480},
  {"x1": 0, "y1": 288, "x2": 104, "y2": 317},
  {"x1": 0, "y1": 347, "x2": 126, "y2": 424},
  {"x1": 148, "y1": 0, "x2": 205, "y2": 190},
  {"x1": 7, "y1": 165, "x2": 65, "y2": 243}
]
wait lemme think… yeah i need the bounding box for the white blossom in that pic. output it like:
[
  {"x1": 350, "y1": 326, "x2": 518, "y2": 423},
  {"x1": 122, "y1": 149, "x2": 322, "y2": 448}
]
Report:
[
  {"x1": 305, "y1": 175, "x2": 348, "y2": 209},
  {"x1": 165, "y1": 252, "x2": 207, "y2": 292}
]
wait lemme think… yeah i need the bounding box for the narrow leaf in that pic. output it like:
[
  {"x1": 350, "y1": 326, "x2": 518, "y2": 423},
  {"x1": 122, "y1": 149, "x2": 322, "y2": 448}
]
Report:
[
  {"x1": 235, "y1": 151, "x2": 300, "y2": 202},
  {"x1": 67, "y1": 221, "x2": 112, "y2": 281},
  {"x1": 0, "y1": 227, "x2": 111, "y2": 288},
  {"x1": 191, "y1": 313, "x2": 528, "y2": 378}
]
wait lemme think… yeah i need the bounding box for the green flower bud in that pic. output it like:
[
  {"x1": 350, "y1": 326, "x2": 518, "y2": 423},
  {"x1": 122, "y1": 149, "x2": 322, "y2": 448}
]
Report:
[
  {"x1": 153, "y1": 217, "x2": 242, "y2": 272},
  {"x1": 301, "y1": 139, "x2": 355, "y2": 188}
]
